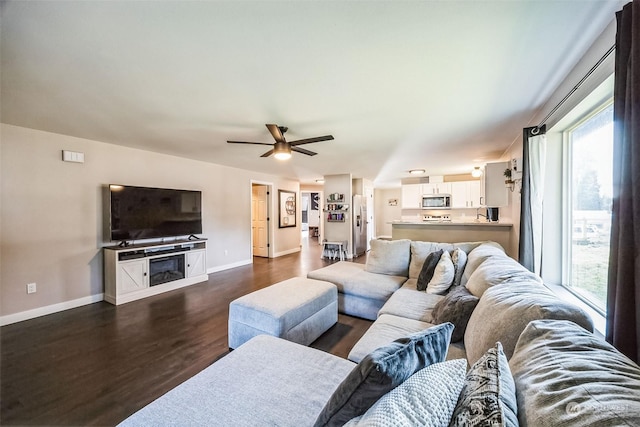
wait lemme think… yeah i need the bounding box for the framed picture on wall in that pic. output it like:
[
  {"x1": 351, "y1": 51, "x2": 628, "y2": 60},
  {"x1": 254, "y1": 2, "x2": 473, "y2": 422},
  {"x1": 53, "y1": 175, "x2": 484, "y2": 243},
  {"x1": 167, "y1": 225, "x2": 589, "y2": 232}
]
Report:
[{"x1": 279, "y1": 190, "x2": 297, "y2": 228}]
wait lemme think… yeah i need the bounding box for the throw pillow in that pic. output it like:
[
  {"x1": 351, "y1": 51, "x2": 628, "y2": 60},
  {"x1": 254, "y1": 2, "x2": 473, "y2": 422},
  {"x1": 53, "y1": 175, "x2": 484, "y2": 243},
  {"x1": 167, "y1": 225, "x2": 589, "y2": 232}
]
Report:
[
  {"x1": 314, "y1": 322, "x2": 454, "y2": 427},
  {"x1": 364, "y1": 239, "x2": 411, "y2": 276},
  {"x1": 426, "y1": 250, "x2": 455, "y2": 295},
  {"x1": 450, "y1": 247, "x2": 468, "y2": 288},
  {"x1": 409, "y1": 241, "x2": 454, "y2": 279},
  {"x1": 449, "y1": 342, "x2": 519, "y2": 427},
  {"x1": 343, "y1": 359, "x2": 467, "y2": 427},
  {"x1": 416, "y1": 249, "x2": 443, "y2": 291},
  {"x1": 430, "y1": 286, "x2": 479, "y2": 342}
]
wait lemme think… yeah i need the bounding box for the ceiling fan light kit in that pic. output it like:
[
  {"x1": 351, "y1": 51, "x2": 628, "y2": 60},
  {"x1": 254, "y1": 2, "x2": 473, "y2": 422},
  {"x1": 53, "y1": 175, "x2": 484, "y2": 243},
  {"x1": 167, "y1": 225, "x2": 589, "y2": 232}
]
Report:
[
  {"x1": 273, "y1": 141, "x2": 292, "y2": 160},
  {"x1": 227, "y1": 124, "x2": 333, "y2": 160}
]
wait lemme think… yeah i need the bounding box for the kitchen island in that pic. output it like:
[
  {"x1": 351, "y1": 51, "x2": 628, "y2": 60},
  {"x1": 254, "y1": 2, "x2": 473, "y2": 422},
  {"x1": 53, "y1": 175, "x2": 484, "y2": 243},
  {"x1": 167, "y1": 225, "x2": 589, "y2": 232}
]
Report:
[{"x1": 391, "y1": 220, "x2": 514, "y2": 257}]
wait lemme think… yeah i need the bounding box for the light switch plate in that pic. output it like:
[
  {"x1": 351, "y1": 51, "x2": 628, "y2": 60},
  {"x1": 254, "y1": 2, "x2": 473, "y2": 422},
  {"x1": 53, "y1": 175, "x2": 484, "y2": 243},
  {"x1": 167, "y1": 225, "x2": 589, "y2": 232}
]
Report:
[{"x1": 62, "y1": 150, "x2": 85, "y2": 163}]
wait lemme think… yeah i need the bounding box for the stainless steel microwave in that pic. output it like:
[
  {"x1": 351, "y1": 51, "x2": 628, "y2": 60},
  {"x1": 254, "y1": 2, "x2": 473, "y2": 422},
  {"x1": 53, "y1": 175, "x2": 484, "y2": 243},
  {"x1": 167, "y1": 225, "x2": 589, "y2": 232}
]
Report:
[{"x1": 422, "y1": 194, "x2": 451, "y2": 209}]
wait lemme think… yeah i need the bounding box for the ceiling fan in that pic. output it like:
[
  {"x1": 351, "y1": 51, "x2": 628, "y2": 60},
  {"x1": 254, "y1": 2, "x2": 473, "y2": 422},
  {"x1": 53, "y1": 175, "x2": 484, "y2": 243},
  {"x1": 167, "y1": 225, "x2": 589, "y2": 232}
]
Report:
[{"x1": 227, "y1": 124, "x2": 334, "y2": 160}]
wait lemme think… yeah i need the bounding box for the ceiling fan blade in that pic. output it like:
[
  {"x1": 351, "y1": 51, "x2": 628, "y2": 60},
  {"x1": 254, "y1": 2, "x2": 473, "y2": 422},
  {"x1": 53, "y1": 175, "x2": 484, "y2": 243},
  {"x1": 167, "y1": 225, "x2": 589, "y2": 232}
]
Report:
[
  {"x1": 260, "y1": 149, "x2": 274, "y2": 158},
  {"x1": 289, "y1": 135, "x2": 334, "y2": 146},
  {"x1": 265, "y1": 124, "x2": 285, "y2": 142},
  {"x1": 292, "y1": 146, "x2": 317, "y2": 156},
  {"x1": 227, "y1": 140, "x2": 273, "y2": 146}
]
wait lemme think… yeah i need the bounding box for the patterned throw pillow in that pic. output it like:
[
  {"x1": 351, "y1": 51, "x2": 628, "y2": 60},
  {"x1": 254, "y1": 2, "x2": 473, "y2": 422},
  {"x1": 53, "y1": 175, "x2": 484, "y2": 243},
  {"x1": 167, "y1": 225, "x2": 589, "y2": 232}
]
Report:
[
  {"x1": 430, "y1": 286, "x2": 479, "y2": 342},
  {"x1": 450, "y1": 248, "x2": 468, "y2": 288},
  {"x1": 314, "y1": 323, "x2": 454, "y2": 427},
  {"x1": 449, "y1": 342, "x2": 519, "y2": 427},
  {"x1": 416, "y1": 249, "x2": 444, "y2": 291},
  {"x1": 344, "y1": 359, "x2": 467, "y2": 427}
]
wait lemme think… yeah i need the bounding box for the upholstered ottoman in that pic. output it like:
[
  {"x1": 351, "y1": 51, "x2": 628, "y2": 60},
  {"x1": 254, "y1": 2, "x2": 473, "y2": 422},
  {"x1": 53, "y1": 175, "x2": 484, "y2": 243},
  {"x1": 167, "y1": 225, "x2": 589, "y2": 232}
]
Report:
[{"x1": 228, "y1": 277, "x2": 338, "y2": 349}]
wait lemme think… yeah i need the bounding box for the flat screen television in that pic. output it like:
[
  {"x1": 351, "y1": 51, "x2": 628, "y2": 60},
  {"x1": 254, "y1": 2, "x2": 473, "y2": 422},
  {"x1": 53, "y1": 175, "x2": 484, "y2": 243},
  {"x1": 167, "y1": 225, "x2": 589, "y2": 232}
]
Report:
[{"x1": 108, "y1": 184, "x2": 202, "y2": 242}]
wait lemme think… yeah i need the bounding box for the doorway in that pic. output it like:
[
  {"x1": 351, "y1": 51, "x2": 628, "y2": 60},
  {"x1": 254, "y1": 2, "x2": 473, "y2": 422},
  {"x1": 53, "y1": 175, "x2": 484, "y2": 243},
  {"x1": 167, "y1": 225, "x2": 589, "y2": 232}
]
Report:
[
  {"x1": 251, "y1": 183, "x2": 271, "y2": 257},
  {"x1": 301, "y1": 191, "x2": 322, "y2": 246}
]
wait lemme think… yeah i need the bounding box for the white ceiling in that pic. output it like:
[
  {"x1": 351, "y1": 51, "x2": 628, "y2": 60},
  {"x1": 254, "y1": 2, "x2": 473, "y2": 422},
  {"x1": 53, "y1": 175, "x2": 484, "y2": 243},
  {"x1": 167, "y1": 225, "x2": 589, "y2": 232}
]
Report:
[{"x1": 0, "y1": 0, "x2": 625, "y2": 187}]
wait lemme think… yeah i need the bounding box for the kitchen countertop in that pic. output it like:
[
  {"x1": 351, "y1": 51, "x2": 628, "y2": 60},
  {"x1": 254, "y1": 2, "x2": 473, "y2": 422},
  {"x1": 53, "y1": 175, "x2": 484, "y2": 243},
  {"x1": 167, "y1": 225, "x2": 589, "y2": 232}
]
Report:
[{"x1": 391, "y1": 220, "x2": 513, "y2": 227}]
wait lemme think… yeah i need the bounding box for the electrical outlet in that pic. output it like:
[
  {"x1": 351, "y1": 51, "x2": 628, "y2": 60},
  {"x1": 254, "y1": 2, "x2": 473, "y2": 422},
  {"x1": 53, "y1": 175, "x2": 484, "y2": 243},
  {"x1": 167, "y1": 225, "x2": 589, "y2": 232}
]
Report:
[
  {"x1": 27, "y1": 283, "x2": 37, "y2": 294},
  {"x1": 224, "y1": 249, "x2": 228, "y2": 256}
]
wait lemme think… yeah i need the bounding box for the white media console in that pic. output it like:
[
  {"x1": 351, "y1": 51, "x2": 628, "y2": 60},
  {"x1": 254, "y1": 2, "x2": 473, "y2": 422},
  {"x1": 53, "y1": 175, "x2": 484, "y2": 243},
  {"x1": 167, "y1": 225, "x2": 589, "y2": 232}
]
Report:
[{"x1": 103, "y1": 239, "x2": 208, "y2": 305}]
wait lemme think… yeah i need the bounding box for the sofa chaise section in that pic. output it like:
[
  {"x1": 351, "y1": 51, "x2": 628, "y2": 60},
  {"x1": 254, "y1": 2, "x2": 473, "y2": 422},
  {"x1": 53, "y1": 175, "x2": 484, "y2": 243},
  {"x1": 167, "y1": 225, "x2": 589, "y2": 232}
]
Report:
[{"x1": 118, "y1": 335, "x2": 355, "y2": 427}]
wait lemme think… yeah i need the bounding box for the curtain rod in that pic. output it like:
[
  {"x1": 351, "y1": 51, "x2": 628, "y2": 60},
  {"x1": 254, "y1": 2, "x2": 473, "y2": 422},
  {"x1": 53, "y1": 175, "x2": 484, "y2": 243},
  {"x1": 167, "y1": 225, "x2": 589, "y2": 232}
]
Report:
[{"x1": 531, "y1": 44, "x2": 615, "y2": 135}]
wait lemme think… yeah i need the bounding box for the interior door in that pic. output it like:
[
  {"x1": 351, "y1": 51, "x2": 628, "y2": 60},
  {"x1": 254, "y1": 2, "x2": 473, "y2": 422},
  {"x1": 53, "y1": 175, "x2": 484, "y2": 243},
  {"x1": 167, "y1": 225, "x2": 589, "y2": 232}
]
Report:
[{"x1": 252, "y1": 184, "x2": 269, "y2": 257}]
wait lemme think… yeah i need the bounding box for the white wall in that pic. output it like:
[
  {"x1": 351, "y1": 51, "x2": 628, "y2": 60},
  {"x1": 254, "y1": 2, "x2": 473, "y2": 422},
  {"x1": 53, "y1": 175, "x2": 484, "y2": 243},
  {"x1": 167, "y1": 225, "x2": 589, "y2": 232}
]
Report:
[
  {"x1": 0, "y1": 124, "x2": 300, "y2": 321},
  {"x1": 374, "y1": 188, "x2": 402, "y2": 237}
]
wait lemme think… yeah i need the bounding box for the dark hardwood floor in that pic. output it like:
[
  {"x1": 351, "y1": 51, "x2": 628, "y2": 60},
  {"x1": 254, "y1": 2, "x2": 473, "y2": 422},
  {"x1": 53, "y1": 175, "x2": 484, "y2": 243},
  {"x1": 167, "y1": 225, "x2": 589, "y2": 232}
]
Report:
[{"x1": 1, "y1": 237, "x2": 372, "y2": 426}]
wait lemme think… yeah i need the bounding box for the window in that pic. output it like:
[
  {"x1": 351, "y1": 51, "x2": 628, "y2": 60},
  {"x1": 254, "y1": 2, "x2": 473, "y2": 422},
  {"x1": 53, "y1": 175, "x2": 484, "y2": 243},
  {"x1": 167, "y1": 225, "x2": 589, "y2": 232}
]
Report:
[{"x1": 564, "y1": 102, "x2": 613, "y2": 313}]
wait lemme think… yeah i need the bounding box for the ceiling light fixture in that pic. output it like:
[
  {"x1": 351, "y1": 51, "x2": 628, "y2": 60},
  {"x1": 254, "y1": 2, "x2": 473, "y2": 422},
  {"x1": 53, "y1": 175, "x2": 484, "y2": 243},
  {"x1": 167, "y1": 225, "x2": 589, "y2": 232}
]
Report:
[
  {"x1": 471, "y1": 167, "x2": 483, "y2": 178},
  {"x1": 316, "y1": 179, "x2": 325, "y2": 184},
  {"x1": 273, "y1": 141, "x2": 292, "y2": 160},
  {"x1": 409, "y1": 169, "x2": 425, "y2": 175}
]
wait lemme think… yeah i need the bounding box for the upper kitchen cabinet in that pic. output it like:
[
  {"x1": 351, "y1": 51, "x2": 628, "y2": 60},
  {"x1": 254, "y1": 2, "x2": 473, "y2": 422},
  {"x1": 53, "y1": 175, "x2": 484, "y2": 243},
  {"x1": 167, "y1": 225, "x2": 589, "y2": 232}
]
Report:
[
  {"x1": 401, "y1": 184, "x2": 422, "y2": 209},
  {"x1": 421, "y1": 182, "x2": 451, "y2": 195},
  {"x1": 484, "y1": 162, "x2": 509, "y2": 207},
  {"x1": 450, "y1": 180, "x2": 482, "y2": 208}
]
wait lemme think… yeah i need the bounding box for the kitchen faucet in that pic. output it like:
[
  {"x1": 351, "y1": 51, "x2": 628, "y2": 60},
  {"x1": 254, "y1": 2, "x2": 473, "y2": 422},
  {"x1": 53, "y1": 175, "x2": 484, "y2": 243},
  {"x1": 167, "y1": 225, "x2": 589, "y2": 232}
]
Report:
[{"x1": 476, "y1": 207, "x2": 488, "y2": 221}]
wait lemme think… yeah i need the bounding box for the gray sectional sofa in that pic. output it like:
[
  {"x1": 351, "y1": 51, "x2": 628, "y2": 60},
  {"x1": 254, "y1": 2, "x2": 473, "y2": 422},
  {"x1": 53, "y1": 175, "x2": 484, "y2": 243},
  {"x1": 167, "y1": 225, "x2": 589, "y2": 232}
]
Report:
[
  {"x1": 309, "y1": 239, "x2": 593, "y2": 366},
  {"x1": 120, "y1": 239, "x2": 640, "y2": 426}
]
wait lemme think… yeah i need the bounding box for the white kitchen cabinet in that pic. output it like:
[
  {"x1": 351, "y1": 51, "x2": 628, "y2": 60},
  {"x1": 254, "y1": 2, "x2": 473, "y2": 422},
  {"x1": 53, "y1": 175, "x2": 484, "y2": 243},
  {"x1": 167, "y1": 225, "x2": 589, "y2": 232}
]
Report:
[
  {"x1": 422, "y1": 182, "x2": 451, "y2": 195},
  {"x1": 468, "y1": 180, "x2": 482, "y2": 207},
  {"x1": 401, "y1": 184, "x2": 422, "y2": 208},
  {"x1": 450, "y1": 181, "x2": 483, "y2": 208}
]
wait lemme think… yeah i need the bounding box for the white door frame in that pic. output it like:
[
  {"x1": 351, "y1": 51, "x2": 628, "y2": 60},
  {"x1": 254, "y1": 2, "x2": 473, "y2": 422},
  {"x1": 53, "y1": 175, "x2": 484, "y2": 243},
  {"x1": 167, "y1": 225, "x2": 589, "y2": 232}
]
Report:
[{"x1": 250, "y1": 180, "x2": 274, "y2": 258}]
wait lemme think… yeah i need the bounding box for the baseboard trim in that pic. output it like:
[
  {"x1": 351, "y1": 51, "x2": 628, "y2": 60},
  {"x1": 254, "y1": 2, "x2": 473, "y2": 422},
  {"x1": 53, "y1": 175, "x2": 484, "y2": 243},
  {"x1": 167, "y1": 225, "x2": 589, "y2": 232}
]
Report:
[
  {"x1": 1, "y1": 257, "x2": 276, "y2": 326},
  {"x1": 207, "y1": 258, "x2": 253, "y2": 274},
  {"x1": 0, "y1": 293, "x2": 105, "y2": 326},
  {"x1": 274, "y1": 247, "x2": 301, "y2": 257}
]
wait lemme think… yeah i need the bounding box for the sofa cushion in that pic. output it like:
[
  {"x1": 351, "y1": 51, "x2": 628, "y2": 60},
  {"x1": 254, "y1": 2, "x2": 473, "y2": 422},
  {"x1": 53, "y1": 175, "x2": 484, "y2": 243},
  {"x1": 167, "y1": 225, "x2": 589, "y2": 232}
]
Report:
[
  {"x1": 314, "y1": 322, "x2": 454, "y2": 427},
  {"x1": 378, "y1": 280, "x2": 444, "y2": 322},
  {"x1": 450, "y1": 247, "x2": 468, "y2": 288},
  {"x1": 464, "y1": 283, "x2": 594, "y2": 366},
  {"x1": 348, "y1": 314, "x2": 434, "y2": 363},
  {"x1": 460, "y1": 242, "x2": 505, "y2": 287},
  {"x1": 416, "y1": 249, "x2": 443, "y2": 291},
  {"x1": 344, "y1": 359, "x2": 467, "y2": 427},
  {"x1": 510, "y1": 319, "x2": 640, "y2": 427},
  {"x1": 465, "y1": 253, "x2": 542, "y2": 298},
  {"x1": 364, "y1": 239, "x2": 411, "y2": 276},
  {"x1": 426, "y1": 250, "x2": 455, "y2": 294},
  {"x1": 308, "y1": 262, "x2": 406, "y2": 300},
  {"x1": 430, "y1": 286, "x2": 479, "y2": 342},
  {"x1": 449, "y1": 342, "x2": 519, "y2": 427}
]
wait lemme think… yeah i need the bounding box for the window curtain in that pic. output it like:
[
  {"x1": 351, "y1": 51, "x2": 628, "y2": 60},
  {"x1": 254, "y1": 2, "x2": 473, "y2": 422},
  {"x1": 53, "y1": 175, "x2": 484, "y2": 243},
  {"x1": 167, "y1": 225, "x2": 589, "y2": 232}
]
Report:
[
  {"x1": 607, "y1": 0, "x2": 639, "y2": 364},
  {"x1": 519, "y1": 126, "x2": 547, "y2": 275}
]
